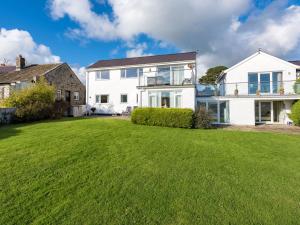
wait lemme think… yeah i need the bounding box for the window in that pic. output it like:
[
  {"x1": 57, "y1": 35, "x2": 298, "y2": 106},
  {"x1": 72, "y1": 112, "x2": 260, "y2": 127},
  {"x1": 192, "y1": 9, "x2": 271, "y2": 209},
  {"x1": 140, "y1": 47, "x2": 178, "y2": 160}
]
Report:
[
  {"x1": 161, "y1": 92, "x2": 170, "y2": 108},
  {"x1": 208, "y1": 102, "x2": 218, "y2": 122},
  {"x1": 149, "y1": 92, "x2": 157, "y2": 107},
  {"x1": 219, "y1": 101, "x2": 229, "y2": 123},
  {"x1": 248, "y1": 73, "x2": 258, "y2": 94},
  {"x1": 196, "y1": 100, "x2": 230, "y2": 123},
  {"x1": 73, "y1": 92, "x2": 79, "y2": 101},
  {"x1": 272, "y1": 72, "x2": 282, "y2": 93},
  {"x1": 260, "y1": 73, "x2": 270, "y2": 93},
  {"x1": 157, "y1": 66, "x2": 171, "y2": 85},
  {"x1": 121, "y1": 68, "x2": 142, "y2": 78},
  {"x1": 121, "y1": 94, "x2": 128, "y2": 103},
  {"x1": 56, "y1": 90, "x2": 62, "y2": 100},
  {"x1": 172, "y1": 66, "x2": 184, "y2": 85},
  {"x1": 175, "y1": 92, "x2": 182, "y2": 108},
  {"x1": 96, "y1": 70, "x2": 110, "y2": 80},
  {"x1": 96, "y1": 95, "x2": 109, "y2": 103}
]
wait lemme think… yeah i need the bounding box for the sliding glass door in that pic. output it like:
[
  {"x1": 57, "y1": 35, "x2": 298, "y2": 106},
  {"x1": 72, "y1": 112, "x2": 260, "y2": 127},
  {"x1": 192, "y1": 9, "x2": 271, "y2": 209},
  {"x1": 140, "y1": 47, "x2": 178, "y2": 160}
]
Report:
[
  {"x1": 255, "y1": 101, "x2": 272, "y2": 123},
  {"x1": 272, "y1": 72, "x2": 282, "y2": 94},
  {"x1": 260, "y1": 73, "x2": 271, "y2": 93}
]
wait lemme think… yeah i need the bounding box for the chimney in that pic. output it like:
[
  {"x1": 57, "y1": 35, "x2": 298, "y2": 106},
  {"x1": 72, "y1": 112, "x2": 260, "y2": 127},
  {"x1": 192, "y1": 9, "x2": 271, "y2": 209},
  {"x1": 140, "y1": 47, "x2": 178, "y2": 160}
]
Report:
[{"x1": 16, "y1": 55, "x2": 26, "y2": 71}]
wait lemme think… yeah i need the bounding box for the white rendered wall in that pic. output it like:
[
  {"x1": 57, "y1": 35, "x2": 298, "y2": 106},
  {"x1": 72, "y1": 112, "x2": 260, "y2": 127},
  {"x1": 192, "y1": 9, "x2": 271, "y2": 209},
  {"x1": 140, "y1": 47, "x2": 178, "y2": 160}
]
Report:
[
  {"x1": 86, "y1": 61, "x2": 196, "y2": 114},
  {"x1": 86, "y1": 70, "x2": 139, "y2": 114},
  {"x1": 229, "y1": 98, "x2": 255, "y2": 125},
  {"x1": 224, "y1": 53, "x2": 297, "y2": 95}
]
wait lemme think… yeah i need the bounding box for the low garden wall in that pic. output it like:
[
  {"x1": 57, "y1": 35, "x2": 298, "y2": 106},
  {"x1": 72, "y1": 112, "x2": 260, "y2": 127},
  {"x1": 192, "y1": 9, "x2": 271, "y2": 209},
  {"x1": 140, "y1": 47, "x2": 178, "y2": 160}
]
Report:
[{"x1": 0, "y1": 108, "x2": 16, "y2": 125}]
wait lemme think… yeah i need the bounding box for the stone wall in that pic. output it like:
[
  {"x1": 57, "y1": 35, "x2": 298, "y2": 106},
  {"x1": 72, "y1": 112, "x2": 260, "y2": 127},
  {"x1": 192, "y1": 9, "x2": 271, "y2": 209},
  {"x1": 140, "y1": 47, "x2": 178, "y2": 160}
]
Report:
[{"x1": 45, "y1": 64, "x2": 86, "y2": 106}]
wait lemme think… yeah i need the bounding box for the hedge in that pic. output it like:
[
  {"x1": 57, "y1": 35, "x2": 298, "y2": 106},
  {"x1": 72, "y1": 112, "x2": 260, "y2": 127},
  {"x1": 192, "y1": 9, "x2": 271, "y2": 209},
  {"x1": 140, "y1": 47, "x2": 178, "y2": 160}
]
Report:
[
  {"x1": 290, "y1": 100, "x2": 300, "y2": 126},
  {"x1": 131, "y1": 107, "x2": 194, "y2": 128}
]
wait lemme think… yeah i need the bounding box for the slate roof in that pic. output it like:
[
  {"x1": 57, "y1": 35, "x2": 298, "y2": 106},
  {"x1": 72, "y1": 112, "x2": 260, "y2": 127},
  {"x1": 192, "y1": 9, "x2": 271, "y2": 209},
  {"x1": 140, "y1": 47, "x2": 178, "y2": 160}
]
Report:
[
  {"x1": 289, "y1": 61, "x2": 300, "y2": 66},
  {"x1": 0, "y1": 64, "x2": 62, "y2": 84},
  {"x1": 0, "y1": 66, "x2": 16, "y2": 74},
  {"x1": 88, "y1": 52, "x2": 197, "y2": 69}
]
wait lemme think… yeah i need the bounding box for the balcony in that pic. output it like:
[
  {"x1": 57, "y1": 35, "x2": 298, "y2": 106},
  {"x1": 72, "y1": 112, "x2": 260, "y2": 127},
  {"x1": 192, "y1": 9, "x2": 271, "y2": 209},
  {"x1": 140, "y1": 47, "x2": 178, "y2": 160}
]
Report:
[
  {"x1": 146, "y1": 75, "x2": 193, "y2": 86},
  {"x1": 197, "y1": 80, "x2": 300, "y2": 97}
]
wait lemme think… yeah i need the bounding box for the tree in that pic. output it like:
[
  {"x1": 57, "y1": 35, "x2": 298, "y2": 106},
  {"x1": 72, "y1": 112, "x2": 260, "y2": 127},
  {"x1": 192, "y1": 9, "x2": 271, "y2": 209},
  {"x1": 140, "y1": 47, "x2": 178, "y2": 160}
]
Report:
[
  {"x1": 199, "y1": 66, "x2": 228, "y2": 84},
  {"x1": 1, "y1": 77, "x2": 56, "y2": 122}
]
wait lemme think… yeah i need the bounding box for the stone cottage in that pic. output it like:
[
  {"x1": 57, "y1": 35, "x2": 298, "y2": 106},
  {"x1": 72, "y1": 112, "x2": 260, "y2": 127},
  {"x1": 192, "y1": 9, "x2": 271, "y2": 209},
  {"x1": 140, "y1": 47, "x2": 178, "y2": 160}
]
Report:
[{"x1": 0, "y1": 55, "x2": 85, "y2": 116}]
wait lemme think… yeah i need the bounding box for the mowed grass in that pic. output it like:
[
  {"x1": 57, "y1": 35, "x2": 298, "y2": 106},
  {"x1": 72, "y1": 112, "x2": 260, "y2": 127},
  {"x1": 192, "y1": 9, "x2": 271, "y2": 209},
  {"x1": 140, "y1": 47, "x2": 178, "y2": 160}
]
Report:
[{"x1": 0, "y1": 118, "x2": 300, "y2": 225}]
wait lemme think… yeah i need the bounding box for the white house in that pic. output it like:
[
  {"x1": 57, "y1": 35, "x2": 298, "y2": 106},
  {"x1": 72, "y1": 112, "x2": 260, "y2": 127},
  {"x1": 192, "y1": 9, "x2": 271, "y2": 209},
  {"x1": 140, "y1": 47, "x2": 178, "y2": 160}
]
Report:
[
  {"x1": 86, "y1": 50, "x2": 300, "y2": 126},
  {"x1": 86, "y1": 52, "x2": 197, "y2": 114},
  {"x1": 197, "y1": 50, "x2": 300, "y2": 125}
]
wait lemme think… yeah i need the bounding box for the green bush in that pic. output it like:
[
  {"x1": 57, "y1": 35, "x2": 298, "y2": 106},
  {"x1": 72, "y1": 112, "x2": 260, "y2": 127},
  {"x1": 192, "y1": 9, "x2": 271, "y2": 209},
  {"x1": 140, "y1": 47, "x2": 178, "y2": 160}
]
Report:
[
  {"x1": 293, "y1": 78, "x2": 300, "y2": 94},
  {"x1": 290, "y1": 100, "x2": 300, "y2": 126},
  {"x1": 193, "y1": 107, "x2": 212, "y2": 129},
  {"x1": 2, "y1": 77, "x2": 56, "y2": 122},
  {"x1": 131, "y1": 107, "x2": 194, "y2": 128}
]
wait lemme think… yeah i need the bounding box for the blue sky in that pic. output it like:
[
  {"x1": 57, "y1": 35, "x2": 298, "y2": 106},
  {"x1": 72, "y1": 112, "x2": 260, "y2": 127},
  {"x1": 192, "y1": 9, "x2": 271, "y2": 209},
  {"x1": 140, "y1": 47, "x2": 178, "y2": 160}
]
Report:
[
  {"x1": 1, "y1": 0, "x2": 300, "y2": 79},
  {"x1": 0, "y1": 0, "x2": 178, "y2": 68}
]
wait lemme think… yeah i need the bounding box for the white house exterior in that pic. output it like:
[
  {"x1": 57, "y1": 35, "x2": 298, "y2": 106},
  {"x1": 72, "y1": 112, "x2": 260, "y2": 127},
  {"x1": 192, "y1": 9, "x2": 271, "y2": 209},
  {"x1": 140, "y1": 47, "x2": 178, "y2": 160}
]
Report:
[
  {"x1": 197, "y1": 50, "x2": 300, "y2": 125},
  {"x1": 86, "y1": 52, "x2": 197, "y2": 114}
]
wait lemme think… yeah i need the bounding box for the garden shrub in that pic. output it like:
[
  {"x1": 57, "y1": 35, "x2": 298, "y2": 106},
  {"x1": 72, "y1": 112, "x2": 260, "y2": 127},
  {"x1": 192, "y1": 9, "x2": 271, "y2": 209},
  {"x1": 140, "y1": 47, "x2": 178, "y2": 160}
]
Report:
[
  {"x1": 193, "y1": 107, "x2": 212, "y2": 129},
  {"x1": 2, "y1": 77, "x2": 56, "y2": 122},
  {"x1": 131, "y1": 107, "x2": 194, "y2": 128},
  {"x1": 290, "y1": 100, "x2": 300, "y2": 126}
]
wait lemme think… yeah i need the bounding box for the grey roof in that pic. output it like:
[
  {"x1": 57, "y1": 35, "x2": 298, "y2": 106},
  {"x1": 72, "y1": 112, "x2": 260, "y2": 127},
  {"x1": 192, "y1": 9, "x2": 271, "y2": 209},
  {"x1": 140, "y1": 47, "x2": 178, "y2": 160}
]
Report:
[
  {"x1": 0, "y1": 66, "x2": 16, "y2": 74},
  {"x1": 88, "y1": 52, "x2": 197, "y2": 69},
  {"x1": 289, "y1": 61, "x2": 300, "y2": 66},
  {"x1": 0, "y1": 64, "x2": 62, "y2": 84}
]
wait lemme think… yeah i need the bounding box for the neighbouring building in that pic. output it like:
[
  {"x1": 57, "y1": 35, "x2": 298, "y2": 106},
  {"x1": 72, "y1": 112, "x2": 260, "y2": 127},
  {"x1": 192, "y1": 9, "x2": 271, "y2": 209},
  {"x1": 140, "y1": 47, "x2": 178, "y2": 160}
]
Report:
[
  {"x1": 197, "y1": 50, "x2": 300, "y2": 125},
  {"x1": 86, "y1": 52, "x2": 197, "y2": 114},
  {"x1": 0, "y1": 55, "x2": 86, "y2": 116}
]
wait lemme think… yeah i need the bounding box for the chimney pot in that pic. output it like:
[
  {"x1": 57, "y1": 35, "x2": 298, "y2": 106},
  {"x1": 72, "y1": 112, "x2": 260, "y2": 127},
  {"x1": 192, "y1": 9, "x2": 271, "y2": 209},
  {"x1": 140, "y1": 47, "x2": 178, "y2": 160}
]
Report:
[{"x1": 16, "y1": 55, "x2": 26, "y2": 71}]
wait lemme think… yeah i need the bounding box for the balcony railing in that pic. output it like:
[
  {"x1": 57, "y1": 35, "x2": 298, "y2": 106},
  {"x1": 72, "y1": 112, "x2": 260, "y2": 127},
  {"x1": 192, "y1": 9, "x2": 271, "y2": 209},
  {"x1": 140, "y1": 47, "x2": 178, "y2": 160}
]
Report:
[{"x1": 197, "y1": 80, "x2": 300, "y2": 97}]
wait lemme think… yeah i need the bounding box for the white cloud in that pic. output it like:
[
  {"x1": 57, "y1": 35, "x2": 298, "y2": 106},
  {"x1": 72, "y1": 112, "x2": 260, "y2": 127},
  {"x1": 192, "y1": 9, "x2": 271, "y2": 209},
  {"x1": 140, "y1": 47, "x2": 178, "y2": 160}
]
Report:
[
  {"x1": 71, "y1": 66, "x2": 86, "y2": 84},
  {"x1": 49, "y1": 0, "x2": 117, "y2": 40},
  {"x1": 0, "y1": 28, "x2": 60, "y2": 65},
  {"x1": 126, "y1": 42, "x2": 151, "y2": 58},
  {"x1": 48, "y1": 0, "x2": 300, "y2": 71}
]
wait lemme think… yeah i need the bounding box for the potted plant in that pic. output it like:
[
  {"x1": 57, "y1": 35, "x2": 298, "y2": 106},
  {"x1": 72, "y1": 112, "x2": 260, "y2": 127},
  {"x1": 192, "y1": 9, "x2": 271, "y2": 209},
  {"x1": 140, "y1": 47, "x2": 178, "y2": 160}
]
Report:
[
  {"x1": 256, "y1": 89, "x2": 260, "y2": 96},
  {"x1": 234, "y1": 89, "x2": 238, "y2": 96},
  {"x1": 90, "y1": 107, "x2": 96, "y2": 115},
  {"x1": 234, "y1": 84, "x2": 238, "y2": 96},
  {"x1": 279, "y1": 86, "x2": 285, "y2": 95}
]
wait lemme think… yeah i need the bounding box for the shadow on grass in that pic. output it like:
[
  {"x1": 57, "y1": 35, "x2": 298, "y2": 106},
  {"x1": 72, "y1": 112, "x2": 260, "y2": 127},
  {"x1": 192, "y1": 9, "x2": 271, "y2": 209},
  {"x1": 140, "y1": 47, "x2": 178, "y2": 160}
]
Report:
[
  {"x1": 0, "y1": 117, "x2": 92, "y2": 140},
  {"x1": 0, "y1": 124, "x2": 22, "y2": 140}
]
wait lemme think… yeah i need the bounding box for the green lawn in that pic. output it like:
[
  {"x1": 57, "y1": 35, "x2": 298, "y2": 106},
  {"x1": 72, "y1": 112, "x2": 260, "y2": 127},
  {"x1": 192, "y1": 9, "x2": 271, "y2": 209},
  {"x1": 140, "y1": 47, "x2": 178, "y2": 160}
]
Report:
[{"x1": 0, "y1": 118, "x2": 300, "y2": 225}]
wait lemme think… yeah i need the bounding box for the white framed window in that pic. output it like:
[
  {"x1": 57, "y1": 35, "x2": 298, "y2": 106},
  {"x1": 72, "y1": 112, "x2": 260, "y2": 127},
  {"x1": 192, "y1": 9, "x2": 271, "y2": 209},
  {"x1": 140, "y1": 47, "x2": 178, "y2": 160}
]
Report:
[
  {"x1": 196, "y1": 100, "x2": 230, "y2": 124},
  {"x1": 96, "y1": 70, "x2": 110, "y2": 80},
  {"x1": 121, "y1": 68, "x2": 143, "y2": 79},
  {"x1": 73, "y1": 91, "x2": 79, "y2": 101},
  {"x1": 96, "y1": 94, "x2": 109, "y2": 103},
  {"x1": 56, "y1": 90, "x2": 62, "y2": 100},
  {"x1": 120, "y1": 94, "x2": 128, "y2": 103},
  {"x1": 174, "y1": 91, "x2": 182, "y2": 108}
]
